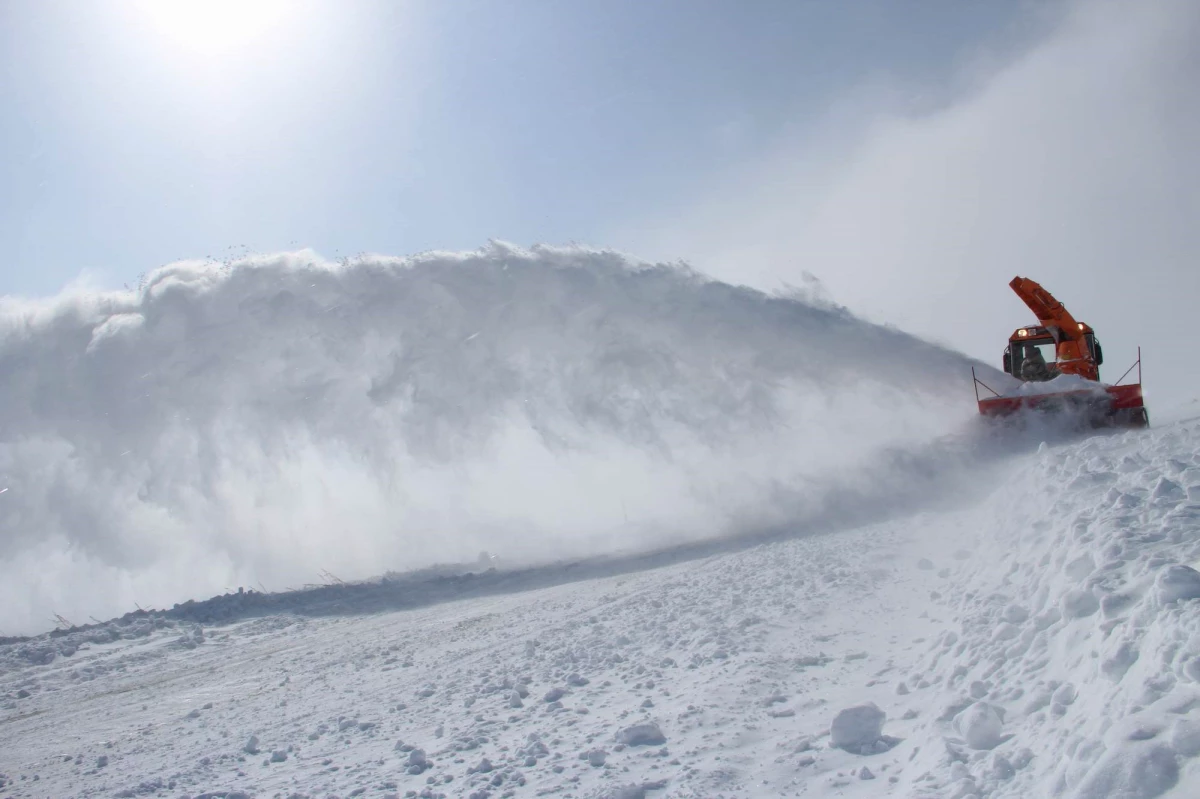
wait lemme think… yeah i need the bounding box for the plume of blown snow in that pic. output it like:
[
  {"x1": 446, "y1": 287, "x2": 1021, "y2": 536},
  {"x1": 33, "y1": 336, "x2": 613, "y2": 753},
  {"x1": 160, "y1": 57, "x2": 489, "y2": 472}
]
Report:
[
  {"x1": 631, "y1": 0, "x2": 1200, "y2": 408},
  {"x1": 0, "y1": 243, "x2": 984, "y2": 634}
]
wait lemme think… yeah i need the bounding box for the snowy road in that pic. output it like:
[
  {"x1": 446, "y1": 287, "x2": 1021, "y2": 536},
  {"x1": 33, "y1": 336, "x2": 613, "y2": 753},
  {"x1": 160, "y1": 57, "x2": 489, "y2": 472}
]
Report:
[
  {"x1": 4, "y1": 419, "x2": 1200, "y2": 798},
  {"x1": 2, "y1": 515, "x2": 953, "y2": 798}
]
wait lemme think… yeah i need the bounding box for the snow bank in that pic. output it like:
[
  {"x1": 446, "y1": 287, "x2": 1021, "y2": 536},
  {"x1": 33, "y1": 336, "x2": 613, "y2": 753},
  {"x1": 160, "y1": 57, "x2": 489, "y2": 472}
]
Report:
[
  {"x1": 903, "y1": 419, "x2": 1200, "y2": 797},
  {"x1": 0, "y1": 243, "x2": 987, "y2": 635}
]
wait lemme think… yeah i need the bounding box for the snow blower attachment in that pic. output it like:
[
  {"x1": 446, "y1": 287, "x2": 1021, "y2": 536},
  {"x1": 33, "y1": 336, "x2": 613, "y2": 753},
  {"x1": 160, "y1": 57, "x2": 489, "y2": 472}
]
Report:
[{"x1": 973, "y1": 277, "x2": 1148, "y2": 427}]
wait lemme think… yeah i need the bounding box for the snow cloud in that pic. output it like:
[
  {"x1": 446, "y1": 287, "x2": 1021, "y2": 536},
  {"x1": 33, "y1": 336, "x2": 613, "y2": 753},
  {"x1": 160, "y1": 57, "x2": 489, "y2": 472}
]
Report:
[{"x1": 0, "y1": 243, "x2": 982, "y2": 634}]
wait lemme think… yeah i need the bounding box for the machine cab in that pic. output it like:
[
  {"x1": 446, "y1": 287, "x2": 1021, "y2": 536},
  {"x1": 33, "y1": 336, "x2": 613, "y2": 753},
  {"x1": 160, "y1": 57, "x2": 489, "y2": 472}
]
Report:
[{"x1": 1002, "y1": 324, "x2": 1103, "y2": 381}]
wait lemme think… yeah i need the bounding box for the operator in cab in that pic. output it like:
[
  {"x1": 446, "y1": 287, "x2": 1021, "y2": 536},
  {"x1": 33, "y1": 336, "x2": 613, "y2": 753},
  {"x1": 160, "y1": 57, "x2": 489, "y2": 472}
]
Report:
[{"x1": 1021, "y1": 348, "x2": 1059, "y2": 382}]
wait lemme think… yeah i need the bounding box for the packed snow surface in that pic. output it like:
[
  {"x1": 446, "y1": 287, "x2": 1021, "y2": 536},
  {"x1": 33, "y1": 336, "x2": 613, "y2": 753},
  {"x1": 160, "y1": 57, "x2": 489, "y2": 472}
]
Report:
[
  {"x1": 0, "y1": 244, "x2": 987, "y2": 635},
  {"x1": 3, "y1": 414, "x2": 1199, "y2": 797}
]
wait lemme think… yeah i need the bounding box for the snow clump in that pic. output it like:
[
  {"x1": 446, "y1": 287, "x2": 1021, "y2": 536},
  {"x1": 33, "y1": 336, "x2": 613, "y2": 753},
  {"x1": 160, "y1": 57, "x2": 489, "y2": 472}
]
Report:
[
  {"x1": 953, "y1": 702, "x2": 1005, "y2": 750},
  {"x1": 1154, "y1": 564, "x2": 1200, "y2": 605},
  {"x1": 830, "y1": 703, "x2": 886, "y2": 753},
  {"x1": 615, "y1": 722, "x2": 666, "y2": 747}
]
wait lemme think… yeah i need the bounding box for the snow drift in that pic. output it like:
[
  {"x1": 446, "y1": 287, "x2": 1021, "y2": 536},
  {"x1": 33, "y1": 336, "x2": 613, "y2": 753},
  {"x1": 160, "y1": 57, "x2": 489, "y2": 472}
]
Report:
[
  {"x1": 0, "y1": 243, "x2": 986, "y2": 635},
  {"x1": 898, "y1": 420, "x2": 1200, "y2": 798}
]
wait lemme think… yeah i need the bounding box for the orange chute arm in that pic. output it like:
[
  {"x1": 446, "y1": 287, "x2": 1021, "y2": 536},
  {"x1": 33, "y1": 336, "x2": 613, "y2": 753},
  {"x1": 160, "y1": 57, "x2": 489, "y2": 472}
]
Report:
[{"x1": 1009, "y1": 276, "x2": 1098, "y2": 380}]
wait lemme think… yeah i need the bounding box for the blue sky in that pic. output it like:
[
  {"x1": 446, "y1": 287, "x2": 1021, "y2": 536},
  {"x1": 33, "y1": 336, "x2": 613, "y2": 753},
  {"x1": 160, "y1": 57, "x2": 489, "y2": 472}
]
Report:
[{"x1": 0, "y1": 0, "x2": 1019, "y2": 296}]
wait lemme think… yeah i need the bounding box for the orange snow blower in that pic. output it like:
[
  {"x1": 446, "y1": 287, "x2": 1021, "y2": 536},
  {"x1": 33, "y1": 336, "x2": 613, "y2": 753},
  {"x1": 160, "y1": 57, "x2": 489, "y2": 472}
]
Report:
[{"x1": 972, "y1": 277, "x2": 1148, "y2": 427}]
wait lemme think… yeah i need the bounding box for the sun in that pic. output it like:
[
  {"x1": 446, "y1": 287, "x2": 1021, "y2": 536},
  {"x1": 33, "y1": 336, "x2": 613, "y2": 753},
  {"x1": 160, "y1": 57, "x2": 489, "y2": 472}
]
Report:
[{"x1": 135, "y1": 0, "x2": 290, "y2": 57}]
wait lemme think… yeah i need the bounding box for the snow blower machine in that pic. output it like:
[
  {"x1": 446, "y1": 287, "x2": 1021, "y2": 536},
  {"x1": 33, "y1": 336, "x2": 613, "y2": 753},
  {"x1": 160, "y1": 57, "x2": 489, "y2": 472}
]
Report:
[{"x1": 972, "y1": 276, "x2": 1148, "y2": 428}]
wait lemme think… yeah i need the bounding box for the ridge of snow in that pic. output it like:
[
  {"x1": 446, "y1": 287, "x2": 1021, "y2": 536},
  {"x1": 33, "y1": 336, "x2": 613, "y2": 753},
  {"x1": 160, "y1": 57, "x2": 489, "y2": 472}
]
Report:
[{"x1": 896, "y1": 420, "x2": 1200, "y2": 798}]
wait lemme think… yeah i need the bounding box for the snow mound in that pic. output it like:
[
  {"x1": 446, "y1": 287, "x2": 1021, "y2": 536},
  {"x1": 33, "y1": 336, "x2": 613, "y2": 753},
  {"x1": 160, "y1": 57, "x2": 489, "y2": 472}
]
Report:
[
  {"x1": 903, "y1": 418, "x2": 1200, "y2": 797},
  {"x1": 1071, "y1": 743, "x2": 1179, "y2": 799}
]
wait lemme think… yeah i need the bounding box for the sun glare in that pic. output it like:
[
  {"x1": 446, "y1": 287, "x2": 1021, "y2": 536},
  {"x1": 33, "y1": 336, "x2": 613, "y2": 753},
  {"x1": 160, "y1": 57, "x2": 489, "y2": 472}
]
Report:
[{"x1": 136, "y1": 0, "x2": 289, "y2": 57}]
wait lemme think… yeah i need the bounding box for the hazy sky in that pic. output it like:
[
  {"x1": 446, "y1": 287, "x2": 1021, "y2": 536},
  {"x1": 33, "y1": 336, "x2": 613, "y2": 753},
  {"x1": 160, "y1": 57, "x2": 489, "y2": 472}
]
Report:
[
  {"x1": 631, "y1": 0, "x2": 1199, "y2": 404},
  {"x1": 2, "y1": 0, "x2": 1016, "y2": 292},
  {"x1": 1, "y1": 0, "x2": 1196, "y2": 400}
]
